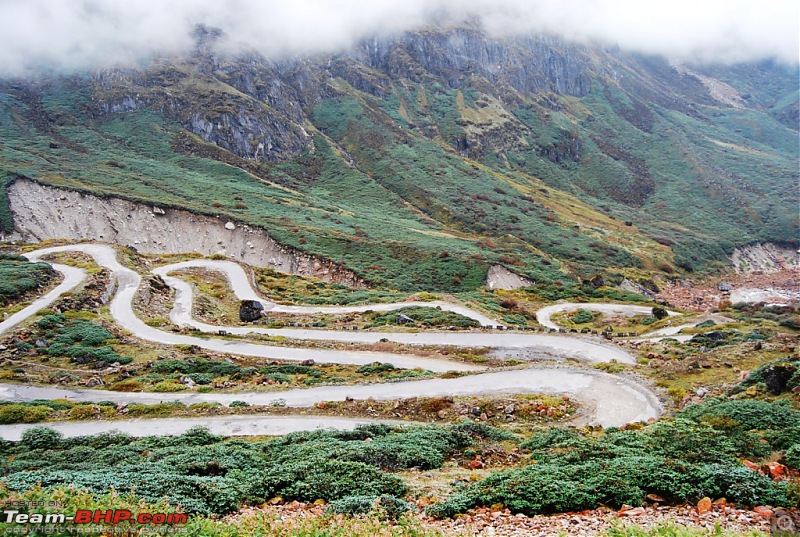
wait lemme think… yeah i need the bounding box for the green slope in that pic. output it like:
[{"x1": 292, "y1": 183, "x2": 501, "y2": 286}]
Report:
[{"x1": 0, "y1": 42, "x2": 796, "y2": 291}]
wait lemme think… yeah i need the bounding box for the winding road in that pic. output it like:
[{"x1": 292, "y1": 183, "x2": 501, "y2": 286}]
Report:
[{"x1": 0, "y1": 244, "x2": 666, "y2": 437}]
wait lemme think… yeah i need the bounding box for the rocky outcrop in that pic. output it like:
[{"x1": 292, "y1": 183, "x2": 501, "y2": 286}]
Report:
[
  {"x1": 85, "y1": 26, "x2": 602, "y2": 165},
  {"x1": 6, "y1": 179, "x2": 364, "y2": 286},
  {"x1": 347, "y1": 29, "x2": 593, "y2": 98},
  {"x1": 90, "y1": 62, "x2": 314, "y2": 162},
  {"x1": 619, "y1": 278, "x2": 656, "y2": 300},
  {"x1": 731, "y1": 243, "x2": 799, "y2": 274},
  {"x1": 486, "y1": 265, "x2": 533, "y2": 290}
]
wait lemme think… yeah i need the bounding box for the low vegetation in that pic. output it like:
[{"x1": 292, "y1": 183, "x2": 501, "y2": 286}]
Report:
[
  {"x1": 0, "y1": 254, "x2": 56, "y2": 306},
  {"x1": 0, "y1": 423, "x2": 510, "y2": 515},
  {"x1": 427, "y1": 399, "x2": 798, "y2": 518}
]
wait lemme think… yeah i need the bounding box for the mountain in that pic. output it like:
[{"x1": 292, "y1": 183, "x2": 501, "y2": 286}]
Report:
[{"x1": 1, "y1": 24, "x2": 797, "y2": 292}]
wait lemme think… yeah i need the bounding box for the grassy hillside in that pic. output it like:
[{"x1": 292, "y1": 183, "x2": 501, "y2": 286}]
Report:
[{"x1": 0, "y1": 39, "x2": 796, "y2": 291}]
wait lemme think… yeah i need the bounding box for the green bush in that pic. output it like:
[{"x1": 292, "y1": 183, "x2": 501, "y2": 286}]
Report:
[
  {"x1": 570, "y1": 310, "x2": 596, "y2": 324},
  {"x1": 432, "y1": 401, "x2": 799, "y2": 517},
  {"x1": 785, "y1": 445, "x2": 800, "y2": 469},
  {"x1": 1, "y1": 424, "x2": 486, "y2": 515},
  {"x1": 265, "y1": 372, "x2": 291, "y2": 384},
  {"x1": 41, "y1": 319, "x2": 132, "y2": 365},
  {"x1": 326, "y1": 495, "x2": 376, "y2": 516},
  {"x1": 187, "y1": 373, "x2": 214, "y2": 385},
  {"x1": 38, "y1": 313, "x2": 66, "y2": 330},
  {"x1": 364, "y1": 307, "x2": 480, "y2": 328},
  {"x1": 0, "y1": 258, "x2": 56, "y2": 304},
  {"x1": 20, "y1": 427, "x2": 63, "y2": 450},
  {"x1": 357, "y1": 363, "x2": 396, "y2": 375},
  {"x1": 327, "y1": 495, "x2": 412, "y2": 520}
]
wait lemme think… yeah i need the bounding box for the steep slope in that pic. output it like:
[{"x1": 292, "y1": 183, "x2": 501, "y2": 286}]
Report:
[{"x1": 0, "y1": 25, "x2": 796, "y2": 291}]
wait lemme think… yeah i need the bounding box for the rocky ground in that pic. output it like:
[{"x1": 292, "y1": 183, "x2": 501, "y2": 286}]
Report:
[
  {"x1": 656, "y1": 266, "x2": 799, "y2": 312},
  {"x1": 227, "y1": 501, "x2": 782, "y2": 536}
]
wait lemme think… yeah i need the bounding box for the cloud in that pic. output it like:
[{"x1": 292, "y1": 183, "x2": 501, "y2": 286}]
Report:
[{"x1": 0, "y1": 0, "x2": 797, "y2": 77}]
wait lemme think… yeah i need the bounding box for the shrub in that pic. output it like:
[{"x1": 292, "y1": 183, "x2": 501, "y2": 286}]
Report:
[
  {"x1": 433, "y1": 401, "x2": 799, "y2": 517},
  {"x1": 178, "y1": 427, "x2": 221, "y2": 446},
  {"x1": 357, "y1": 363, "x2": 395, "y2": 375},
  {"x1": 265, "y1": 372, "x2": 291, "y2": 384},
  {"x1": 153, "y1": 381, "x2": 187, "y2": 392},
  {"x1": 570, "y1": 310, "x2": 595, "y2": 324},
  {"x1": 0, "y1": 405, "x2": 51, "y2": 424},
  {"x1": 786, "y1": 445, "x2": 800, "y2": 470},
  {"x1": 326, "y1": 495, "x2": 376, "y2": 515},
  {"x1": 327, "y1": 495, "x2": 412, "y2": 520},
  {"x1": 68, "y1": 405, "x2": 100, "y2": 420},
  {"x1": 21, "y1": 427, "x2": 63, "y2": 450},
  {"x1": 38, "y1": 314, "x2": 66, "y2": 330},
  {"x1": 187, "y1": 373, "x2": 214, "y2": 385},
  {"x1": 110, "y1": 380, "x2": 142, "y2": 392}
]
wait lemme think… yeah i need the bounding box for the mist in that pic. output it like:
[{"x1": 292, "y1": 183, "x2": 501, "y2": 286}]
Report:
[{"x1": 0, "y1": 0, "x2": 797, "y2": 77}]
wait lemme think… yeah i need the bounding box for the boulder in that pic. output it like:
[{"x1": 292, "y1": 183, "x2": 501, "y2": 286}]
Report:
[
  {"x1": 396, "y1": 313, "x2": 414, "y2": 324},
  {"x1": 762, "y1": 363, "x2": 797, "y2": 395},
  {"x1": 239, "y1": 300, "x2": 265, "y2": 322},
  {"x1": 697, "y1": 497, "x2": 712, "y2": 514},
  {"x1": 652, "y1": 306, "x2": 668, "y2": 320}
]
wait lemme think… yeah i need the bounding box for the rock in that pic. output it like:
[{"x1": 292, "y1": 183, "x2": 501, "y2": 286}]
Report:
[
  {"x1": 762, "y1": 363, "x2": 797, "y2": 395},
  {"x1": 396, "y1": 313, "x2": 414, "y2": 324},
  {"x1": 765, "y1": 462, "x2": 787, "y2": 479},
  {"x1": 742, "y1": 460, "x2": 761, "y2": 472},
  {"x1": 696, "y1": 387, "x2": 708, "y2": 397},
  {"x1": 149, "y1": 275, "x2": 169, "y2": 291},
  {"x1": 652, "y1": 306, "x2": 669, "y2": 320},
  {"x1": 300, "y1": 359, "x2": 315, "y2": 366},
  {"x1": 239, "y1": 300, "x2": 265, "y2": 322},
  {"x1": 646, "y1": 494, "x2": 665, "y2": 503},
  {"x1": 224, "y1": 221, "x2": 236, "y2": 230},
  {"x1": 35, "y1": 338, "x2": 48, "y2": 348},
  {"x1": 697, "y1": 497, "x2": 712, "y2": 514},
  {"x1": 618, "y1": 506, "x2": 645, "y2": 517},
  {"x1": 704, "y1": 331, "x2": 725, "y2": 341},
  {"x1": 153, "y1": 206, "x2": 166, "y2": 215},
  {"x1": 753, "y1": 506, "x2": 773, "y2": 519}
]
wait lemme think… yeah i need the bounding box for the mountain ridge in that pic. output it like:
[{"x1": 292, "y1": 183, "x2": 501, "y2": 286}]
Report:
[{"x1": 1, "y1": 24, "x2": 797, "y2": 292}]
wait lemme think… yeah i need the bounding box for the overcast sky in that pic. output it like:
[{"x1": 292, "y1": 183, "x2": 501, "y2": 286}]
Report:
[{"x1": 0, "y1": 0, "x2": 797, "y2": 76}]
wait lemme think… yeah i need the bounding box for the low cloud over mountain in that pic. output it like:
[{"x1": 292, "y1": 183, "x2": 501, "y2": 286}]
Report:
[{"x1": 0, "y1": 0, "x2": 797, "y2": 76}]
